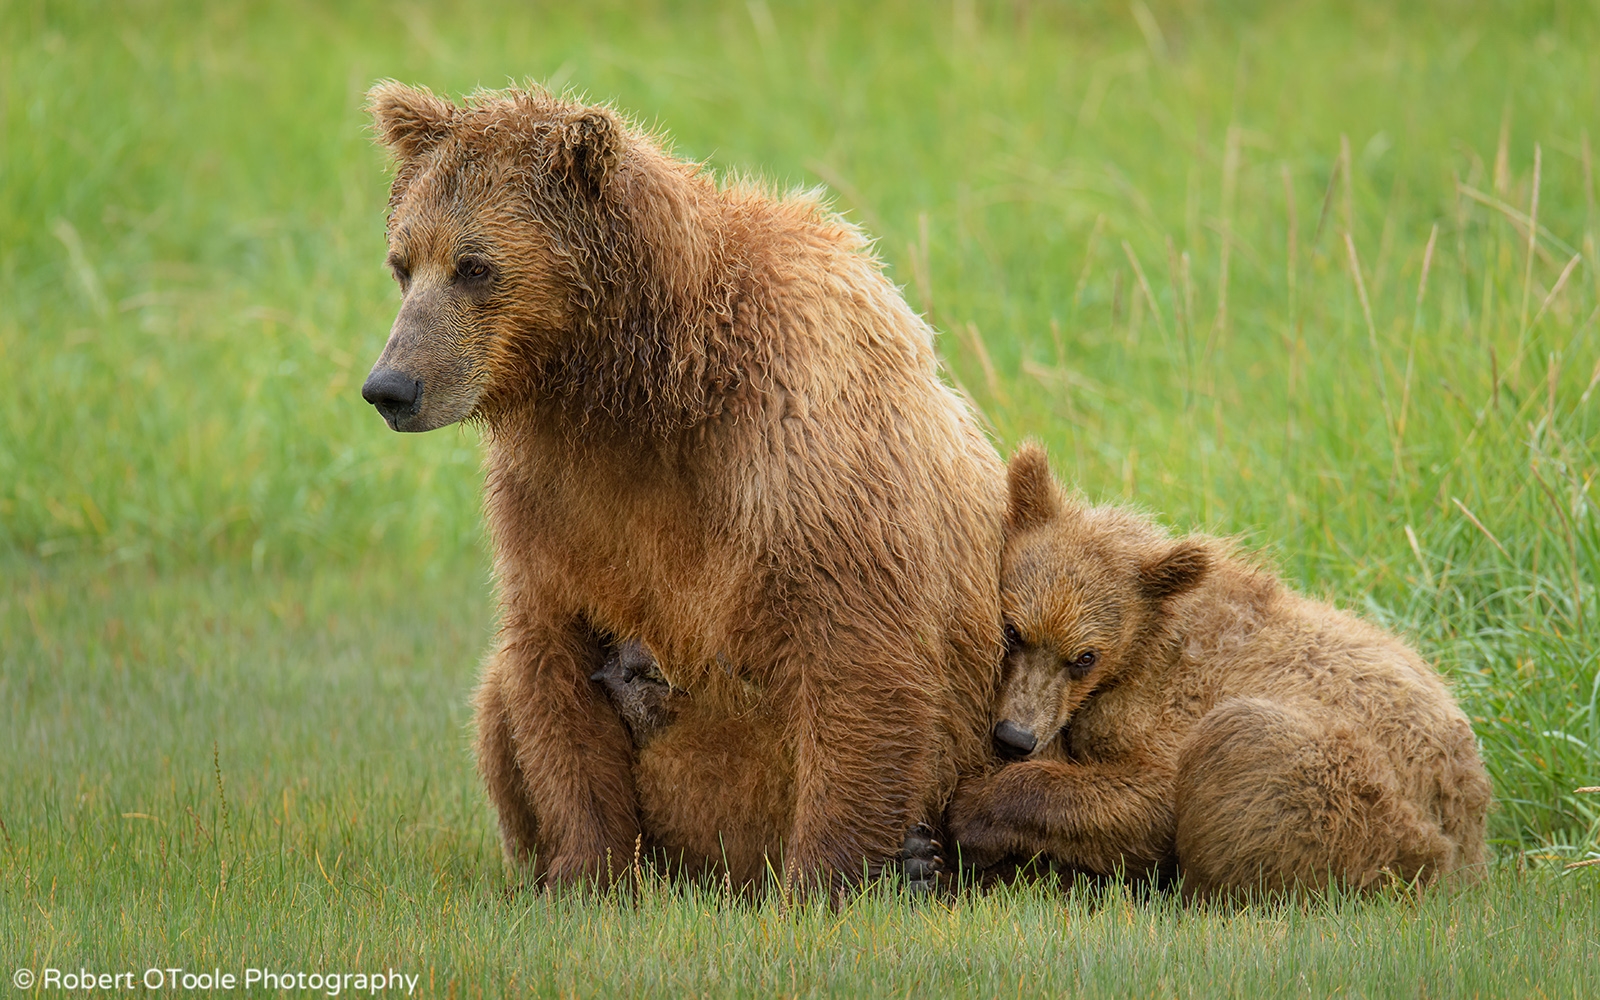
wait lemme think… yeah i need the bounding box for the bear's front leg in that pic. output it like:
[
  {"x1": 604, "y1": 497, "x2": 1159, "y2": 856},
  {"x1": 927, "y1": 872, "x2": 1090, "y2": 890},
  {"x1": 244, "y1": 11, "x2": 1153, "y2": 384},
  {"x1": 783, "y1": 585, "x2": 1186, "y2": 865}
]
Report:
[
  {"x1": 475, "y1": 609, "x2": 640, "y2": 887},
  {"x1": 472, "y1": 654, "x2": 541, "y2": 867},
  {"x1": 945, "y1": 758, "x2": 1177, "y2": 877},
  {"x1": 782, "y1": 639, "x2": 947, "y2": 894},
  {"x1": 899, "y1": 822, "x2": 945, "y2": 895}
]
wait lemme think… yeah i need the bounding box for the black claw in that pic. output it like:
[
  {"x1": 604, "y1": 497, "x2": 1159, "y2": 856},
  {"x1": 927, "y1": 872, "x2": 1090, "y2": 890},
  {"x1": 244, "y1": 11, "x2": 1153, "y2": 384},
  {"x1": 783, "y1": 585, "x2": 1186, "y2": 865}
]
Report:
[{"x1": 900, "y1": 821, "x2": 947, "y2": 895}]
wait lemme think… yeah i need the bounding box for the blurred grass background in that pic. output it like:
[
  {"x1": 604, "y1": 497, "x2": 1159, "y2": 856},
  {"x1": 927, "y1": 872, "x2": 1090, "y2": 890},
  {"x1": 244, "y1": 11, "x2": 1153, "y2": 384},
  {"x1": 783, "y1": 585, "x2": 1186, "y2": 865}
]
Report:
[{"x1": 3, "y1": 0, "x2": 1599, "y2": 993}]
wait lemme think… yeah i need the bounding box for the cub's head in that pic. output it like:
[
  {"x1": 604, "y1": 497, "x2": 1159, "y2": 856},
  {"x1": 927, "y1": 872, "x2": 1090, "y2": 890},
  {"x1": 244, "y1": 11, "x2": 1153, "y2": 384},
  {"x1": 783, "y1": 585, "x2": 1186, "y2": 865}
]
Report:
[
  {"x1": 359, "y1": 83, "x2": 710, "y2": 433},
  {"x1": 992, "y1": 443, "x2": 1210, "y2": 760}
]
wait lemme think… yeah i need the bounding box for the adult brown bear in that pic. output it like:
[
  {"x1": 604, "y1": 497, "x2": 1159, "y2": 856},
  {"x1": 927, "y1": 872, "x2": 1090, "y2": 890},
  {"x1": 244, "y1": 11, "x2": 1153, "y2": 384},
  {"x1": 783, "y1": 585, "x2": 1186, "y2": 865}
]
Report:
[{"x1": 359, "y1": 83, "x2": 1005, "y2": 889}]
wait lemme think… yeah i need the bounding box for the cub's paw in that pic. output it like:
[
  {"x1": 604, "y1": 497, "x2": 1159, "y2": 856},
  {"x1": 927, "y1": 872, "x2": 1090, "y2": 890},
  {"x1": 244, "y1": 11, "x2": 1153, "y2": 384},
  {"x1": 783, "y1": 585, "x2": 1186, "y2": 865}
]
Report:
[
  {"x1": 590, "y1": 640, "x2": 680, "y2": 746},
  {"x1": 900, "y1": 822, "x2": 945, "y2": 895},
  {"x1": 590, "y1": 639, "x2": 667, "y2": 694}
]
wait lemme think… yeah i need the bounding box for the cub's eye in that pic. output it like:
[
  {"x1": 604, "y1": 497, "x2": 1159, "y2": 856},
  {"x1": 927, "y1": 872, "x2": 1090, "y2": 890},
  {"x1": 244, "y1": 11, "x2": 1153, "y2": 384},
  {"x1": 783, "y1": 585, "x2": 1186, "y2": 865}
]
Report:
[
  {"x1": 456, "y1": 256, "x2": 492, "y2": 281},
  {"x1": 387, "y1": 259, "x2": 410, "y2": 286},
  {"x1": 1067, "y1": 650, "x2": 1099, "y2": 676},
  {"x1": 1003, "y1": 622, "x2": 1023, "y2": 650}
]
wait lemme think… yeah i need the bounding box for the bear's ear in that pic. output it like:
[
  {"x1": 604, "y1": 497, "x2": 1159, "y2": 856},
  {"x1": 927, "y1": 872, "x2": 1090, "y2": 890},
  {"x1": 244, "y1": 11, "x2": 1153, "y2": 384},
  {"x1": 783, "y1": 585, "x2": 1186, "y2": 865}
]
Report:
[
  {"x1": 367, "y1": 81, "x2": 458, "y2": 160},
  {"x1": 1005, "y1": 442, "x2": 1060, "y2": 534},
  {"x1": 553, "y1": 107, "x2": 623, "y2": 196},
  {"x1": 1139, "y1": 538, "x2": 1210, "y2": 602}
]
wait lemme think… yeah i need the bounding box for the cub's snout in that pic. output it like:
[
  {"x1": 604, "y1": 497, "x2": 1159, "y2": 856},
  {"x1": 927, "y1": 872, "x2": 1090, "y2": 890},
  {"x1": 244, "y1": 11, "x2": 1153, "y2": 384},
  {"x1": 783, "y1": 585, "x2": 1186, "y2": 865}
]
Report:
[{"x1": 992, "y1": 720, "x2": 1038, "y2": 759}]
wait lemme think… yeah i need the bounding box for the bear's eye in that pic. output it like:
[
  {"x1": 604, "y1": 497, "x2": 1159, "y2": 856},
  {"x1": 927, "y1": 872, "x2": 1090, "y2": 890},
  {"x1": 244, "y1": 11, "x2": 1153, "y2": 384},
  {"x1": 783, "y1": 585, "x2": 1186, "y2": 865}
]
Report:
[
  {"x1": 387, "y1": 257, "x2": 411, "y2": 287},
  {"x1": 1003, "y1": 622, "x2": 1023, "y2": 650},
  {"x1": 456, "y1": 256, "x2": 493, "y2": 282},
  {"x1": 1067, "y1": 650, "x2": 1098, "y2": 677}
]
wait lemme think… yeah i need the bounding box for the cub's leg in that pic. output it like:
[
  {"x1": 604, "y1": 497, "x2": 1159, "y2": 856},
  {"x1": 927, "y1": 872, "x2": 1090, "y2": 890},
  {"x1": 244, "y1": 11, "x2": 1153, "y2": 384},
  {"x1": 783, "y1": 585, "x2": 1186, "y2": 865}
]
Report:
[
  {"x1": 1174, "y1": 697, "x2": 1453, "y2": 900},
  {"x1": 944, "y1": 757, "x2": 1177, "y2": 877}
]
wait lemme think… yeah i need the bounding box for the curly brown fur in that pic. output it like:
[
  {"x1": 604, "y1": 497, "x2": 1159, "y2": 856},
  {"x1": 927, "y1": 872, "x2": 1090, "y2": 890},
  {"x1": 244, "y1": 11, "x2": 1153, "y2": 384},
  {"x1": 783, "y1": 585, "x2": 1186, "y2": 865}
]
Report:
[
  {"x1": 362, "y1": 84, "x2": 1006, "y2": 890},
  {"x1": 946, "y1": 444, "x2": 1491, "y2": 899}
]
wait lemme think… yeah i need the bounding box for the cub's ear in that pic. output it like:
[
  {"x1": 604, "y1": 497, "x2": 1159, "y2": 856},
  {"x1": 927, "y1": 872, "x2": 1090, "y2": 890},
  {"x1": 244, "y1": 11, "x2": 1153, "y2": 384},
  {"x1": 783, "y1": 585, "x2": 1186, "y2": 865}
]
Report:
[
  {"x1": 1140, "y1": 538, "x2": 1210, "y2": 602},
  {"x1": 1005, "y1": 442, "x2": 1060, "y2": 534},
  {"x1": 553, "y1": 108, "x2": 623, "y2": 196},
  {"x1": 367, "y1": 81, "x2": 458, "y2": 160}
]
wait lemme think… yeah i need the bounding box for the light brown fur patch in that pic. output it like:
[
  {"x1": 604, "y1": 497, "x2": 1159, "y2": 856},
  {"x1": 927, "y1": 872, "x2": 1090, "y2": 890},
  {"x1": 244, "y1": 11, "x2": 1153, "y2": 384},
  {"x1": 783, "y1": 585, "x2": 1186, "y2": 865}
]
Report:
[{"x1": 948, "y1": 447, "x2": 1492, "y2": 898}]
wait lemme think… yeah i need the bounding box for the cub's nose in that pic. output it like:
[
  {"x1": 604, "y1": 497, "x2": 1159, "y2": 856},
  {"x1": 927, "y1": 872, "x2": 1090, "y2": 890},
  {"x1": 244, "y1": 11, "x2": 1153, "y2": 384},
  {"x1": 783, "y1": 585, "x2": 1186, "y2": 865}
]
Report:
[
  {"x1": 361, "y1": 368, "x2": 422, "y2": 423},
  {"x1": 993, "y1": 720, "x2": 1038, "y2": 760}
]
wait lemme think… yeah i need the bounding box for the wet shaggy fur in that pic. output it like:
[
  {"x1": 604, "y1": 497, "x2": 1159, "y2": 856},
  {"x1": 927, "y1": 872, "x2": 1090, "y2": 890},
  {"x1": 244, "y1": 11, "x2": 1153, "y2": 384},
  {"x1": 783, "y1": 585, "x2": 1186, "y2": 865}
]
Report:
[
  {"x1": 946, "y1": 445, "x2": 1491, "y2": 899},
  {"x1": 362, "y1": 83, "x2": 1007, "y2": 889}
]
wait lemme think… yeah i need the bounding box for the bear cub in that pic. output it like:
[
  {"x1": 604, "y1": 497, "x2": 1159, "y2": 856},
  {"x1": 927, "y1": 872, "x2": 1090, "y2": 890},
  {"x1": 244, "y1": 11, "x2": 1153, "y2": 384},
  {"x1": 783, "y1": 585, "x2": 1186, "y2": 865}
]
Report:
[{"x1": 944, "y1": 444, "x2": 1491, "y2": 898}]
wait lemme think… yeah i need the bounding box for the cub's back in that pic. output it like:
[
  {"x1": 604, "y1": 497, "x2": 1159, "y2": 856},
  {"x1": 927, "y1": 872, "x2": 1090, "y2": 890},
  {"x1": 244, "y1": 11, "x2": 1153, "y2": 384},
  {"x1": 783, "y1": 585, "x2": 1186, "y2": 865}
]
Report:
[{"x1": 1172, "y1": 560, "x2": 1475, "y2": 765}]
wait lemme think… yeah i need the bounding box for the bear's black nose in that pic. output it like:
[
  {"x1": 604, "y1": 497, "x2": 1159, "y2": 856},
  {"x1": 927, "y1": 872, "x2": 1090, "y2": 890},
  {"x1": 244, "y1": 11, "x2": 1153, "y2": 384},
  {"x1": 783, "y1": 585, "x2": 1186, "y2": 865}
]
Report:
[
  {"x1": 993, "y1": 720, "x2": 1038, "y2": 759},
  {"x1": 361, "y1": 368, "x2": 422, "y2": 423}
]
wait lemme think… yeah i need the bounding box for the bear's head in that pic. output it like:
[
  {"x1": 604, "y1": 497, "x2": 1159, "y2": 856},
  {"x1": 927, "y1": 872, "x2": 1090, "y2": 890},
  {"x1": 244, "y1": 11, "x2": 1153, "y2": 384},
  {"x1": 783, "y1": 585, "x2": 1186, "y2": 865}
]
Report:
[
  {"x1": 991, "y1": 443, "x2": 1210, "y2": 760},
  {"x1": 359, "y1": 82, "x2": 725, "y2": 434}
]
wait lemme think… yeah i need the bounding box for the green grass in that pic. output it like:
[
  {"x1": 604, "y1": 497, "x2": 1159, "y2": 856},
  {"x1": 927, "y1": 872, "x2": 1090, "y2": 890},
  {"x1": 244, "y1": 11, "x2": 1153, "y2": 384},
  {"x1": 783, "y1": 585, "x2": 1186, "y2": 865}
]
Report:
[
  {"x1": 4, "y1": 561, "x2": 1596, "y2": 996},
  {"x1": 4, "y1": 0, "x2": 1599, "y2": 994}
]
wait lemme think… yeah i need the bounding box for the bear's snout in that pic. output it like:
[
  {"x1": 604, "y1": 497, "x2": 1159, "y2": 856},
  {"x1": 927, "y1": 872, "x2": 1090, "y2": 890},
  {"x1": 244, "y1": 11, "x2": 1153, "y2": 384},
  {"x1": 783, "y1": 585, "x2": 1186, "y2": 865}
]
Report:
[
  {"x1": 361, "y1": 368, "x2": 424, "y2": 429},
  {"x1": 993, "y1": 720, "x2": 1038, "y2": 759}
]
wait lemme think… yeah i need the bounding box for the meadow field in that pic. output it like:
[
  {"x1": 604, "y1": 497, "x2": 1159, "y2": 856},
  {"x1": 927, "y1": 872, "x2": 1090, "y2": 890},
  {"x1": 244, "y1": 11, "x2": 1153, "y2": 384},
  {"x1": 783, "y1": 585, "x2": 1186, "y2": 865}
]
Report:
[{"x1": 3, "y1": 0, "x2": 1599, "y2": 994}]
